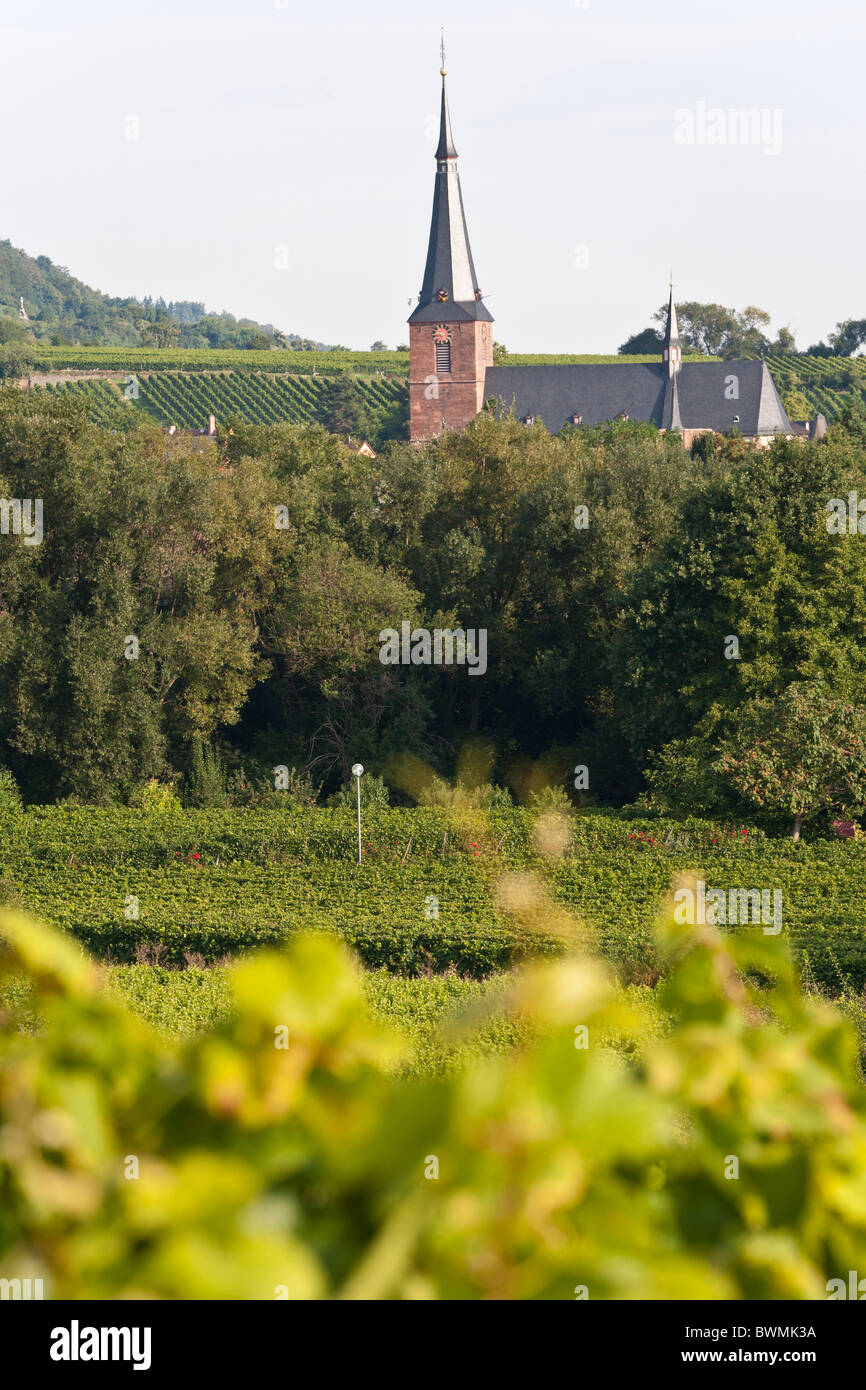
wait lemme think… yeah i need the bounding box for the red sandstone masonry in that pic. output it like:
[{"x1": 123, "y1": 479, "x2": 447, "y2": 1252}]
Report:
[{"x1": 409, "y1": 321, "x2": 493, "y2": 442}]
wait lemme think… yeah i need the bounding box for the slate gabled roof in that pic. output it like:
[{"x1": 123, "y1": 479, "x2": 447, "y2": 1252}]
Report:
[
  {"x1": 409, "y1": 73, "x2": 493, "y2": 326},
  {"x1": 482, "y1": 361, "x2": 793, "y2": 435}
]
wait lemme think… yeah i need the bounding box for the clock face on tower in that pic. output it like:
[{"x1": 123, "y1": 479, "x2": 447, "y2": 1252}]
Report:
[
  {"x1": 436, "y1": 288, "x2": 449, "y2": 303},
  {"x1": 433, "y1": 326, "x2": 451, "y2": 343}
]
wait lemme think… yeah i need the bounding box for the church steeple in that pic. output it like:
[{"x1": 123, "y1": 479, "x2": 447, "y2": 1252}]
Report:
[
  {"x1": 661, "y1": 282, "x2": 684, "y2": 433},
  {"x1": 409, "y1": 47, "x2": 492, "y2": 326},
  {"x1": 408, "y1": 45, "x2": 494, "y2": 442},
  {"x1": 662, "y1": 281, "x2": 681, "y2": 378}
]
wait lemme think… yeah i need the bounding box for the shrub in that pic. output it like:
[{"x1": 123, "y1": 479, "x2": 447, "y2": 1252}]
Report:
[
  {"x1": 186, "y1": 737, "x2": 228, "y2": 808},
  {"x1": 327, "y1": 773, "x2": 391, "y2": 809},
  {"x1": 131, "y1": 779, "x2": 182, "y2": 813},
  {"x1": 0, "y1": 768, "x2": 22, "y2": 814},
  {"x1": 643, "y1": 737, "x2": 732, "y2": 816}
]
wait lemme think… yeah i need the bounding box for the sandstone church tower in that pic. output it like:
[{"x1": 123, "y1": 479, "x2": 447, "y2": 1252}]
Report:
[{"x1": 408, "y1": 53, "x2": 493, "y2": 442}]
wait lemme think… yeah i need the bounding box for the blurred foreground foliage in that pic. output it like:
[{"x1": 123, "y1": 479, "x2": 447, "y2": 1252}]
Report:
[{"x1": 2, "y1": 882, "x2": 866, "y2": 1300}]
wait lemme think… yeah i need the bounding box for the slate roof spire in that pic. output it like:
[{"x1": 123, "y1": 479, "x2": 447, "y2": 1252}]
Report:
[
  {"x1": 408, "y1": 45, "x2": 492, "y2": 325},
  {"x1": 662, "y1": 363, "x2": 684, "y2": 432},
  {"x1": 435, "y1": 35, "x2": 458, "y2": 160},
  {"x1": 662, "y1": 281, "x2": 682, "y2": 377}
]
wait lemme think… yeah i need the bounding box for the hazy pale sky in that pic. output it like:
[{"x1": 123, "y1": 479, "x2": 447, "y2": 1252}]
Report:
[{"x1": 1, "y1": 0, "x2": 862, "y2": 351}]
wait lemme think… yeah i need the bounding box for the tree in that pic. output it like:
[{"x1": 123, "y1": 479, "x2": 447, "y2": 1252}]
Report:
[
  {"x1": 646, "y1": 301, "x2": 775, "y2": 358},
  {"x1": 0, "y1": 388, "x2": 273, "y2": 800},
  {"x1": 618, "y1": 327, "x2": 663, "y2": 355},
  {"x1": 613, "y1": 434, "x2": 866, "y2": 770},
  {"x1": 716, "y1": 683, "x2": 866, "y2": 839},
  {"x1": 783, "y1": 389, "x2": 811, "y2": 420},
  {"x1": 140, "y1": 316, "x2": 180, "y2": 349},
  {"x1": 320, "y1": 375, "x2": 366, "y2": 437},
  {"x1": 0, "y1": 343, "x2": 35, "y2": 380},
  {"x1": 828, "y1": 319, "x2": 866, "y2": 358},
  {"x1": 773, "y1": 326, "x2": 797, "y2": 353}
]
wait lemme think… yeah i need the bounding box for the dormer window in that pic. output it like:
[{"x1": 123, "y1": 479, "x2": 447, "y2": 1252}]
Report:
[
  {"x1": 523, "y1": 414, "x2": 535, "y2": 427},
  {"x1": 570, "y1": 412, "x2": 583, "y2": 426},
  {"x1": 618, "y1": 412, "x2": 629, "y2": 422}
]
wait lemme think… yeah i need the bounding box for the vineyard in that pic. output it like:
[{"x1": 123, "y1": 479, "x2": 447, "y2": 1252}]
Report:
[
  {"x1": 2, "y1": 806, "x2": 866, "y2": 990},
  {"x1": 32, "y1": 370, "x2": 408, "y2": 434},
  {"x1": 6, "y1": 804, "x2": 866, "y2": 1301},
  {"x1": 23, "y1": 350, "x2": 866, "y2": 433},
  {"x1": 26, "y1": 346, "x2": 695, "y2": 375},
  {"x1": 763, "y1": 352, "x2": 866, "y2": 419},
  {"x1": 28, "y1": 346, "x2": 409, "y2": 375}
]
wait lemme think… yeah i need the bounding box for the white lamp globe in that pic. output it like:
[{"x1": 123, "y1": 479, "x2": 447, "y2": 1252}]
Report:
[{"x1": 351, "y1": 763, "x2": 364, "y2": 777}]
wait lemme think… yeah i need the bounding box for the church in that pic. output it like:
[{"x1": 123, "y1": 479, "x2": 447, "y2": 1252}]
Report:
[{"x1": 408, "y1": 63, "x2": 796, "y2": 447}]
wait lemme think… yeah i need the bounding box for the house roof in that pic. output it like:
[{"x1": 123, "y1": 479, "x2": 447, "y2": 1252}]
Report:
[
  {"x1": 409, "y1": 72, "x2": 493, "y2": 326},
  {"x1": 482, "y1": 361, "x2": 794, "y2": 435}
]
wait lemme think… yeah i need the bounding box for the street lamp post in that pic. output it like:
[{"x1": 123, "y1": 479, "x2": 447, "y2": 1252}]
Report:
[{"x1": 351, "y1": 763, "x2": 364, "y2": 864}]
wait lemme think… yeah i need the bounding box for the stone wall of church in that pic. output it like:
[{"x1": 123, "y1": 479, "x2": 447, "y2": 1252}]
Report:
[{"x1": 409, "y1": 319, "x2": 493, "y2": 442}]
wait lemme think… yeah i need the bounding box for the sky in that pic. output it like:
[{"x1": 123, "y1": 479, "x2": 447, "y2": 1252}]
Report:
[{"x1": 1, "y1": 0, "x2": 862, "y2": 352}]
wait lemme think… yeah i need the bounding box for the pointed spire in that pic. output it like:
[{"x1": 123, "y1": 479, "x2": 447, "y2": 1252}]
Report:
[
  {"x1": 662, "y1": 280, "x2": 681, "y2": 378},
  {"x1": 436, "y1": 32, "x2": 457, "y2": 159},
  {"x1": 664, "y1": 366, "x2": 683, "y2": 430},
  {"x1": 409, "y1": 47, "x2": 492, "y2": 325}
]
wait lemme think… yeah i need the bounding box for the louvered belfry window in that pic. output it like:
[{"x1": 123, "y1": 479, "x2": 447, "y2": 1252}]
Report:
[{"x1": 436, "y1": 339, "x2": 451, "y2": 374}]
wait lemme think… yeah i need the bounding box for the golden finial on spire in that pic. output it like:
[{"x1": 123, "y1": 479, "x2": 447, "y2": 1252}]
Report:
[{"x1": 440, "y1": 29, "x2": 446, "y2": 76}]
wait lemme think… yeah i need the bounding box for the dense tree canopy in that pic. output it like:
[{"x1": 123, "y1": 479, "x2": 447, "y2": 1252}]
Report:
[{"x1": 1, "y1": 387, "x2": 865, "y2": 813}]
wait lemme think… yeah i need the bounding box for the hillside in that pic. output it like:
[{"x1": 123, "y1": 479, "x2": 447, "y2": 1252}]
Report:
[{"x1": 0, "y1": 238, "x2": 325, "y2": 349}]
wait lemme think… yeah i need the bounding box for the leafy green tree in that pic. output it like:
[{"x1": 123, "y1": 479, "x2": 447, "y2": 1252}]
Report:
[
  {"x1": 320, "y1": 375, "x2": 366, "y2": 437},
  {"x1": 614, "y1": 435, "x2": 866, "y2": 771},
  {"x1": 0, "y1": 342, "x2": 35, "y2": 379},
  {"x1": 716, "y1": 683, "x2": 866, "y2": 839},
  {"x1": 0, "y1": 388, "x2": 272, "y2": 800},
  {"x1": 647, "y1": 301, "x2": 774, "y2": 358},
  {"x1": 828, "y1": 319, "x2": 866, "y2": 358},
  {"x1": 783, "y1": 389, "x2": 811, "y2": 420},
  {"x1": 617, "y1": 327, "x2": 663, "y2": 354}
]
